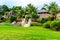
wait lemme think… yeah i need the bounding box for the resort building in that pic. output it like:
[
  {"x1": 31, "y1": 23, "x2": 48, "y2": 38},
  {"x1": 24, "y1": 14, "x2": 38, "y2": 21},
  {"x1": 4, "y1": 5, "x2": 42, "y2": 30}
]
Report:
[
  {"x1": 38, "y1": 9, "x2": 50, "y2": 19},
  {"x1": 56, "y1": 10, "x2": 60, "y2": 20}
]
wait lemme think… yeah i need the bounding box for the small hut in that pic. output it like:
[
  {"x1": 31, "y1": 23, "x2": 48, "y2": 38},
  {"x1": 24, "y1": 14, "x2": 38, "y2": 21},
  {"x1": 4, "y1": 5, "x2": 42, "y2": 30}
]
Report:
[
  {"x1": 38, "y1": 9, "x2": 50, "y2": 19},
  {"x1": 56, "y1": 9, "x2": 60, "y2": 20}
]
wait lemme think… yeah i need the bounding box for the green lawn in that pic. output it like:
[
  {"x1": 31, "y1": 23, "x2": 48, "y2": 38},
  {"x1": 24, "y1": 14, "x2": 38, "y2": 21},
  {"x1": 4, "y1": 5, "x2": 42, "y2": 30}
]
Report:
[{"x1": 0, "y1": 24, "x2": 60, "y2": 40}]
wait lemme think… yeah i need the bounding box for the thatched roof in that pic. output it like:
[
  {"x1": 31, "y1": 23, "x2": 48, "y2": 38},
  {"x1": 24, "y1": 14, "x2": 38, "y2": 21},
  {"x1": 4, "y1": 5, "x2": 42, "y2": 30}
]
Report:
[{"x1": 38, "y1": 10, "x2": 48, "y2": 13}]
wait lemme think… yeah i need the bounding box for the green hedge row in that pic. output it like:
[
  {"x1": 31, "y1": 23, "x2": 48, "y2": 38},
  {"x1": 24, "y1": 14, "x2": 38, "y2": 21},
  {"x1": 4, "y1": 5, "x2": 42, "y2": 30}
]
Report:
[
  {"x1": 31, "y1": 22, "x2": 42, "y2": 26},
  {"x1": 43, "y1": 20, "x2": 60, "y2": 31}
]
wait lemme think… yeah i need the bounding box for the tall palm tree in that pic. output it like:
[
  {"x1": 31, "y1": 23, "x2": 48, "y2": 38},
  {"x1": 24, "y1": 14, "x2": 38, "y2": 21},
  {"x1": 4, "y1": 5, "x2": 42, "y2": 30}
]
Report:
[
  {"x1": 2, "y1": 5, "x2": 9, "y2": 12},
  {"x1": 25, "y1": 4, "x2": 38, "y2": 18},
  {"x1": 27, "y1": 4, "x2": 37, "y2": 14},
  {"x1": 41, "y1": 2, "x2": 59, "y2": 19},
  {"x1": 24, "y1": 4, "x2": 38, "y2": 22},
  {"x1": 11, "y1": 6, "x2": 24, "y2": 18},
  {"x1": 0, "y1": 5, "x2": 2, "y2": 16},
  {"x1": 2, "y1": 5, "x2": 9, "y2": 15}
]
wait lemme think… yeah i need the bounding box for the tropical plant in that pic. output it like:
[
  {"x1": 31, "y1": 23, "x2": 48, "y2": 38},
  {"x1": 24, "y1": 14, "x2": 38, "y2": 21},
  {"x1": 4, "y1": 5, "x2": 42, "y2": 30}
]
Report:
[
  {"x1": 0, "y1": 5, "x2": 2, "y2": 15},
  {"x1": 31, "y1": 12, "x2": 39, "y2": 21},
  {"x1": 43, "y1": 21, "x2": 51, "y2": 28},
  {"x1": 24, "y1": 4, "x2": 38, "y2": 21},
  {"x1": 11, "y1": 6, "x2": 24, "y2": 18},
  {"x1": 25, "y1": 4, "x2": 37, "y2": 16},
  {"x1": 41, "y1": 2, "x2": 59, "y2": 19},
  {"x1": 2, "y1": 5, "x2": 9, "y2": 12}
]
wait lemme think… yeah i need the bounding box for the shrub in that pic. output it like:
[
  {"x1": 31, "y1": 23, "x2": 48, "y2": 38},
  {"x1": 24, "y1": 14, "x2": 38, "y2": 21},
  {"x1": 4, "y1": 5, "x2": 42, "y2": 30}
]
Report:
[
  {"x1": 50, "y1": 20, "x2": 57, "y2": 27},
  {"x1": 31, "y1": 22, "x2": 42, "y2": 26},
  {"x1": 42, "y1": 20, "x2": 60, "y2": 31},
  {"x1": 0, "y1": 20, "x2": 2, "y2": 23},
  {"x1": 50, "y1": 20, "x2": 57, "y2": 31},
  {"x1": 43, "y1": 20, "x2": 60, "y2": 31},
  {"x1": 40, "y1": 18, "x2": 48, "y2": 23},
  {"x1": 32, "y1": 13, "x2": 39, "y2": 22},
  {"x1": 0, "y1": 17, "x2": 4, "y2": 23},
  {"x1": 10, "y1": 16, "x2": 16, "y2": 23},
  {"x1": 4, "y1": 18, "x2": 10, "y2": 23},
  {"x1": 56, "y1": 21, "x2": 60, "y2": 31},
  {"x1": 47, "y1": 20, "x2": 60, "y2": 31},
  {"x1": 56, "y1": 21, "x2": 60, "y2": 27},
  {"x1": 48, "y1": 16, "x2": 55, "y2": 21},
  {"x1": 39, "y1": 16, "x2": 55, "y2": 23},
  {"x1": 43, "y1": 21, "x2": 51, "y2": 28},
  {"x1": 32, "y1": 13, "x2": 39, "y2": 18}
]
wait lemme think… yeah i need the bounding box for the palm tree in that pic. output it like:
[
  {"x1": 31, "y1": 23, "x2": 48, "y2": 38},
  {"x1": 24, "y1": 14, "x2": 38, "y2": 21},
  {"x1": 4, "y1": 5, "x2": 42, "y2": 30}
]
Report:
[
  {"x1": 25, "y1": 4, "x2": 38, "y2": 18},
  {"x1": 23, "y1": 4, "x2": 38, "y2": 22},
  {"x1": 2, "y1": 5, "x2": 9, "y2": 15},
  {"x1": 27, "y1": 4, "x2": 37, "y2": 14},
  {"x1": 41, "y1": 2, "x2": 59, "y2": 19},
  {"x1": 11, "y1": 6, "x2": 24, "y2": 18},
  {"x1": 0, "y1": 5, "x2": 2, "y2": 14},
  {"x1": 2, "y1": 5, "x2": 9, "y2": 12},
  {"x1": 0, "y1": 5, "x2": 3, "y2": 17}
]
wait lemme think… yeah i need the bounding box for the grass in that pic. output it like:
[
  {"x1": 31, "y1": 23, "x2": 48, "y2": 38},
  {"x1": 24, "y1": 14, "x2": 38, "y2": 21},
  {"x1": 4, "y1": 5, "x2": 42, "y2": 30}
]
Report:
[{"x1": 0, "y1": 24, "x2": 60, "y2": 40}]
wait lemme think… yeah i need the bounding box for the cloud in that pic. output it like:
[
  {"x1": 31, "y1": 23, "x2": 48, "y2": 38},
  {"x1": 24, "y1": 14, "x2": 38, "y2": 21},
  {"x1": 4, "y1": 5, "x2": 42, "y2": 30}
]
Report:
[{"x1": 0, "y1": 0, "x2": 60, "y2": 9}]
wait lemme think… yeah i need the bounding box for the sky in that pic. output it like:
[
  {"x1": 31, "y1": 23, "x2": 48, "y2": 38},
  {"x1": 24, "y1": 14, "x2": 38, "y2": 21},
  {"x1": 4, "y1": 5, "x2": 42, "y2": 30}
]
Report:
[{"x1": 0, "y1": 0, "x2": 60, "y2": 9}]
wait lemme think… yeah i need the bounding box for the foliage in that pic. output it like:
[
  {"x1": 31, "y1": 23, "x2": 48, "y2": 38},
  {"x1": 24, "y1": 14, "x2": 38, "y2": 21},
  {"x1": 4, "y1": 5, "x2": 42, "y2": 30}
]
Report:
[
  {"x1": 48, "y1": 16, "x2": 55, "y2": 21},
  {"x1": 40, "y1": 18, "x2": 48, "y2": 23},
  {"x1": 43, "y1": 20, "x2": 60, "y2": 31},
  {"x1": 32, "y1": 13, "x2": 39, "y2": 18},
  {"x1": 4, "y1": 18, "x2": 10, "y2": 23},
  {"x1": 31, "y1": 22, "x2": 42, "y2": 26},
  {"x1": 43, "y1": 21, "x2": 51, "y2": 28},
  {"x1": 40, "y1": 16, "x2": 55, "y2": 23},
  {"x1": 26, "y1": 4, "x2": 37, "y2": 14},
  {"x1": 50, "y1": 20, "x2": 60, "y2": 31},
  {"x1": 24, "y1": 4, "x2": 37, "y2": 19},
  {"x1": 0, "y1": 17, "x2": 4, "y2": 23},
  {"x1": 10, "y1": 16, "x2": 16, "y2": 23},
  {"x1": 2, "y1": 5, "x2": 9, "y2": 12},
  {"x1": 0, "y1": 4, "x2": 38, "y2": 23},
  {"x1": 42, "y1": 2, "x2": 59, "y2": 19}
]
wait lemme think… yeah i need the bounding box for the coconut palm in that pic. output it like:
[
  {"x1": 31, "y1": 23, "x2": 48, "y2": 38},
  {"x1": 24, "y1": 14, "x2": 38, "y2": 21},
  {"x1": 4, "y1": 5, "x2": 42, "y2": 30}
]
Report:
[
  {"x1": 0, "y1": 5, "x2": 2, "y2": 14},
  {"x1": 24, "y1": 4, "x2": 38, "y2": 19},
  {"x1": 2, "y1": 5, "x2": 9, "y2": 13},
  {"x1": 41, "y1": 2, "x2": 59, "y2": 19},
  {"x1": 26, "y1": 4, "x2": 37, "y2": 14},
  {"x1": 11, "y1": 6, "x2": 25, "y2": 18}
]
